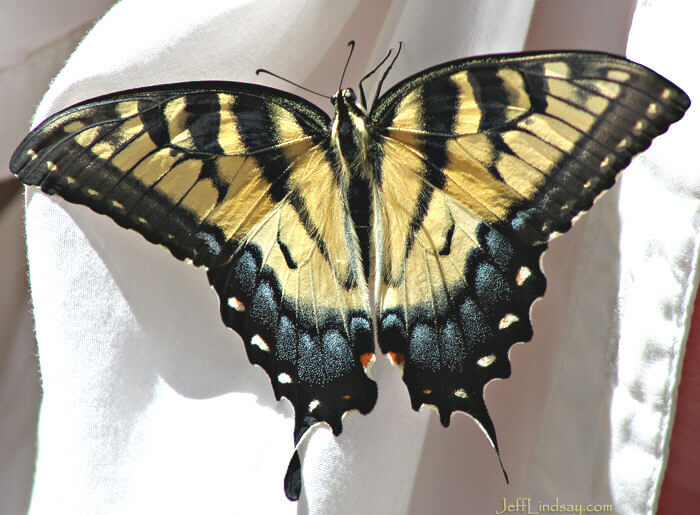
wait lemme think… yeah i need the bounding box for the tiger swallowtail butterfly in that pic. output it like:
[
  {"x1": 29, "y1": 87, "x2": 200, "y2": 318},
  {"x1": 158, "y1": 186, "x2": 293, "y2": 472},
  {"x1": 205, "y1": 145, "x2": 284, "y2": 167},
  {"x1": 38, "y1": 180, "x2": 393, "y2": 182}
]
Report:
[{"x1": 10, "y1": 43, "x2": 689, "y2": 500}]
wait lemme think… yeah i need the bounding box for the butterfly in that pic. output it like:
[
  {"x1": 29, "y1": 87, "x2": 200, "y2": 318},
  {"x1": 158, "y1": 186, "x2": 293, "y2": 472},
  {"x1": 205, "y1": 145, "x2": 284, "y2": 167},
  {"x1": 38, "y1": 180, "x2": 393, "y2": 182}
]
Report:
[{"x1": 10, "y1": 43, "x2": 689, "y2": 501}]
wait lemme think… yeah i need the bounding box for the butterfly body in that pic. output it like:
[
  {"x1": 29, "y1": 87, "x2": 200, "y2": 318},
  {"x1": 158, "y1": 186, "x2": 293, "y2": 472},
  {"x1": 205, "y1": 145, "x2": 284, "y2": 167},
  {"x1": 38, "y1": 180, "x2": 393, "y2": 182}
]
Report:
[
  {"x1": 329, "y1": 88, "x2": 375, "y2": 279},
  {"x1": 11, "y1": 50, "x2": 689, "y2": 501}
]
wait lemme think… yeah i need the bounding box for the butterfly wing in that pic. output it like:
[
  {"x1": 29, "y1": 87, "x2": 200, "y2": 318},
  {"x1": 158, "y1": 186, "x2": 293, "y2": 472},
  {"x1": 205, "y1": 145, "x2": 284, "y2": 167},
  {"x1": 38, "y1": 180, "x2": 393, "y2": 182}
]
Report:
[
  {"x1": 11, "y1": 83, "x2": 377, "y2": 499},
  {"x1": 369, "y1": 52, "x2": 689, "y2": 454}
]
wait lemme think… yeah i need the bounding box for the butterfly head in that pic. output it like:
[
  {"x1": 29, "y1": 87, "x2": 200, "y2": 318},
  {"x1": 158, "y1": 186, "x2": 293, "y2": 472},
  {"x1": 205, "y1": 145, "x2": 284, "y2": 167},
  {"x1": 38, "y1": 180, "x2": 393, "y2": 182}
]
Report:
[{"x1": 331, "y1": 88, "x2": 366, "y2": 115}]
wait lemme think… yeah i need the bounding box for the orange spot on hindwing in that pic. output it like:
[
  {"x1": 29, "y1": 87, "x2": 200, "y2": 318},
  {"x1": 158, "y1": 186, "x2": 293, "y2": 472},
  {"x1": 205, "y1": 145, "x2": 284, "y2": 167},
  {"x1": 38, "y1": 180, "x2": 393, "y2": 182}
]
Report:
[
  {"x1": 388, "y1": 352, "x2": 405, "y2": 366},
  {"x1": 360, "y1": 352, "x2": 375, "y2": 368}
]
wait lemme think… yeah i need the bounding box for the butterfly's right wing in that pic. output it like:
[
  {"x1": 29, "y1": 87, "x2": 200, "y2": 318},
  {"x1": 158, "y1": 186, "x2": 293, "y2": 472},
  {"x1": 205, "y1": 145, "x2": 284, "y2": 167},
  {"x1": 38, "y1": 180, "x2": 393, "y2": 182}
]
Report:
[
  {"x1": 11, "y1": 83, "x2": 377, "y2": 499},
  {"x1": 368, "y1": 52, "x2": 689, "y2": 459}
]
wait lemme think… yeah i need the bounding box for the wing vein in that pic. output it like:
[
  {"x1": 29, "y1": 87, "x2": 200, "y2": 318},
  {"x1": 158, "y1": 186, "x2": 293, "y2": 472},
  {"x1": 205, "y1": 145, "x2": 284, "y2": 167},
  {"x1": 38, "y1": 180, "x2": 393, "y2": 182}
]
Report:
[{"x1": 381, "y1": 136, "x2": 533, "y2": 248}]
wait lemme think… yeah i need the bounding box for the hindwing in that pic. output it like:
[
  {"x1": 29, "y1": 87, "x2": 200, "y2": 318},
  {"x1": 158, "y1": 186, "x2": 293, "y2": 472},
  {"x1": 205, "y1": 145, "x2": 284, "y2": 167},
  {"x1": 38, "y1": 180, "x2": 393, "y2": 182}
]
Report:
[
  {"x1": 10, "y1": 82, "x2": 377, "y2": 500},
  {"x1": 370, "y1": 51, "x2": 690, "y2": 452}
]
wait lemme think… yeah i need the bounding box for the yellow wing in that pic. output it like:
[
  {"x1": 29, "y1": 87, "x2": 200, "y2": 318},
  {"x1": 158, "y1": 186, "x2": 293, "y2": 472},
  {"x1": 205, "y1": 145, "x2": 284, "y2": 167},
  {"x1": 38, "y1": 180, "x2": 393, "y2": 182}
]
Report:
[
  {"x1": 370, "y1": 52, "x2": 689, "y2": 456},
  {"x1": 11, "y1": 83, "x2": 377, "y2": 500}
]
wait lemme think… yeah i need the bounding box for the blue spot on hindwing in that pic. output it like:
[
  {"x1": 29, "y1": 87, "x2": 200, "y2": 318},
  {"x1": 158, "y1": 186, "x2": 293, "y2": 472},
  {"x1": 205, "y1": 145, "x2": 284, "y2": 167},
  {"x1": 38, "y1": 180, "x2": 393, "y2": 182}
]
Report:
[
  {"x1": 232, "y1": 249, "x2": 258, "y2": 298},
  {"x1": 441, "y1": 319, "x2": 465, "y2": 373},
  {"x1": 250, "y1": 280, "x2": 279, "y2": 334},
  {"x1": 408, "y1": 324, "x2": 439, "y2": 373},
  {"x1": 298, "y1": 332, "x2": 323, "y2": 384},
  {"x1": 379, "y1": 310, "x2": 406, "y2": 353},
  {"x1": 322, "y1": 330, "x2": 352, "y2": 381},
  {"x1": 459, "y1": 297, "x2": 493, "y2": 352},
  {"x1": 350, "y1": 315, "x2": 373, "y2": 353},
  {"x1": 474, "y1": 261, "x2": 515, "y2": 318},
  {"x1": 276, "y1": 315, "x2": 297, "y2": 362}
]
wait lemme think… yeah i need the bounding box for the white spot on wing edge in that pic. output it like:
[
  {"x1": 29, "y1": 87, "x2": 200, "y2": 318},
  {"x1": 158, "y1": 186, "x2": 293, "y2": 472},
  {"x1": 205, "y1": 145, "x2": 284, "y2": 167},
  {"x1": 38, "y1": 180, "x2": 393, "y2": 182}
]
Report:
[
  {"x1": 454, "y1": 388, "x2": 468, "y2": 399},
  {"x1": 227, "y1": 297, "x2": 245, "y2": 311},
  {"x1": 498, "y1": 313, "x2": 519, "y2": 330},
  {"x1": 47, "y1": 161, "x2": 57, "y2": 172},
  {"x1": 516, "y1": 266, "x2": 531, "y2": 286},
  {"x1": 477, "y1": 354, "x2": 496, "y2": 367},
  {"x1": 308, "y1": 400, "x2": 320, "y2": 412},
  {"x1": 27, "y1": 149, "x2": 38, "y2": 160},
  {"x1": 251, "y1": 334, "x2": 269, "y2": 352},
  {"x1": 278, "y1": 373, "x2": 292, "y2": 384}
]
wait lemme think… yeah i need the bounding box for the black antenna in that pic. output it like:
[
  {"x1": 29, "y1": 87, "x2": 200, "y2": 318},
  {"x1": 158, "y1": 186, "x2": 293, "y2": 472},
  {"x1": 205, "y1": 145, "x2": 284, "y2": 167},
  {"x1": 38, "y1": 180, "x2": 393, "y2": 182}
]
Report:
[
  {"x1": 255, "y1": 69, "x2": 330, "y2": 99},
  {"x1": 358, "y1": 47, "x2": 393, "y2": 109},
  {"x1": 371, "y1": 41, "x2": 403, "y2": 109},
  {"x1": 338, "y1": 40, "x2": 356, "y2": 91}
]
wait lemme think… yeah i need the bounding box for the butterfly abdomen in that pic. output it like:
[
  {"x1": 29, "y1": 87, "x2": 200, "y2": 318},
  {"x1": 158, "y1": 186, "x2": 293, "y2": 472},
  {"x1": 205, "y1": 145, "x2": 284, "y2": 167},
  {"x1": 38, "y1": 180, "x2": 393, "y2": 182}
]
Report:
[{"x1": 348, "y1": 175, "x2": 372, "y2": 279}]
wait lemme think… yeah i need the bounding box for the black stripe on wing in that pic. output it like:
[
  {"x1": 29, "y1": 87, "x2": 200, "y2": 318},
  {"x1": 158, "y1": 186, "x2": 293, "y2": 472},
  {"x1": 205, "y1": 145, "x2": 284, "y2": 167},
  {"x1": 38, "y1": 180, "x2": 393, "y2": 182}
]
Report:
[{"x1": 10, "y1": 82, "x2": 330, "y2": 268}]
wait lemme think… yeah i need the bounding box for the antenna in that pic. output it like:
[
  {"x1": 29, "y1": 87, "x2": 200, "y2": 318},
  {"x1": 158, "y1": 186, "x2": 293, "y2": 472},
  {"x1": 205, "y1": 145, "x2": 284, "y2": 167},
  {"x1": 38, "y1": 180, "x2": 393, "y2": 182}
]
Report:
[
  {"x1": 339, "y1": 40, "x2": 356, "y2": 91},
  {"x1": 255, "y1": 69, "x2": 330, "y2": 99},
  {"x1": 358, "y1": 47, "x2": 393, "y2": 109},
  {"x1": 371, "y1": 41, "x2": 403, "y2": 109}
]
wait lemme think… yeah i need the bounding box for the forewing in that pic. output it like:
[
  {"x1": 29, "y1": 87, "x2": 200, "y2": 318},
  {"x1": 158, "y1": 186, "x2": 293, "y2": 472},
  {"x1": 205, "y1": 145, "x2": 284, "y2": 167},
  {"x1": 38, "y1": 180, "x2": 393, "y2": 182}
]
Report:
[
  {"x1": 370, "y1": 52, "x2": 689, "y2": 450},
  {"x1": 11, "y1": 83, "x2": 377, "y2": 499},
  {"x1": 11, "y1": 82, "x2": 330, "y2": 267}
]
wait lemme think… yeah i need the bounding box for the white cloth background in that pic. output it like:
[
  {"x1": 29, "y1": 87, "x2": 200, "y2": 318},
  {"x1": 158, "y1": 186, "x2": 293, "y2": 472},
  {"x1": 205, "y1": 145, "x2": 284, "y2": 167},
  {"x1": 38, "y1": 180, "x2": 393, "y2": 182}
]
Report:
[
  {"x1": 0, "y1": 2, "x2": 115, "y2": 514},
  {"x1": 524, "y1": 2, "x2": 700, "y2": 515},
  {"x1": 10, "y1": 0, "x2": 698, "y2": 514}
]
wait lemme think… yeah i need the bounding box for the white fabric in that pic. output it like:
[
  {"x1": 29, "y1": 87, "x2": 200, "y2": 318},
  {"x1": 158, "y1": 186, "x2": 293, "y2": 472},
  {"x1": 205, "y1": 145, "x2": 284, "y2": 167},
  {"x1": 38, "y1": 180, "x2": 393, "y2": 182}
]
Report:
[
  {"x1": 0, "y1": 2, "x2": 115, "y2": 514},
  {"x1": 0, "y1": 1, "x2": 117, "y2": 181},
  {"x1": 20, "y1": 1, "x2": 697, "y2": 514},
  {"x1": 611, "y1": 1, "x2": 700, "y2": 512},
  {"x1": 526, "y1": 2, "x2": 700, "y2": 515}
]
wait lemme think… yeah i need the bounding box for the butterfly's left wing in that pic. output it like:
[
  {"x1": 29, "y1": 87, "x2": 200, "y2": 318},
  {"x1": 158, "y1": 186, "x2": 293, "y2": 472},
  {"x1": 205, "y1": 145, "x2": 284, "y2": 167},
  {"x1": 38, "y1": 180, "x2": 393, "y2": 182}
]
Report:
[
  {"x1": 11, "y1": 83, "x2": 376, "y2": 500},
  {"x1": 369, "y1": 51, "x2": 689, "y2": 459}
]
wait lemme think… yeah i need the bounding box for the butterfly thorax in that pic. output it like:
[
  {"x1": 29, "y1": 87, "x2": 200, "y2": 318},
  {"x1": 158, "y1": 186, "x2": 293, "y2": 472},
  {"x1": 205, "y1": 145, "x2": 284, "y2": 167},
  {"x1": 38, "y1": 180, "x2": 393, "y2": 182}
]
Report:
[{"x1": 330, "y1": 88, "x2": 372, "y2": 182}]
